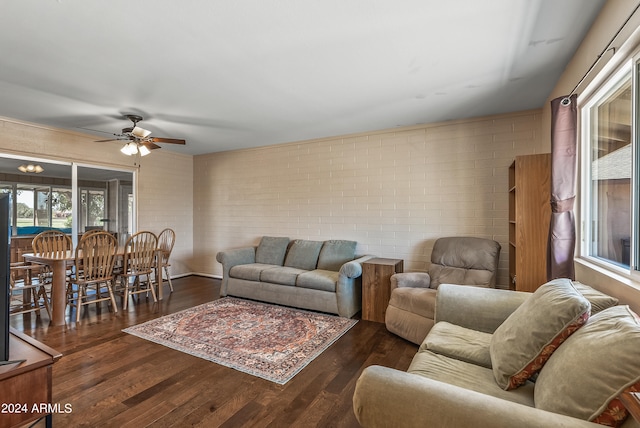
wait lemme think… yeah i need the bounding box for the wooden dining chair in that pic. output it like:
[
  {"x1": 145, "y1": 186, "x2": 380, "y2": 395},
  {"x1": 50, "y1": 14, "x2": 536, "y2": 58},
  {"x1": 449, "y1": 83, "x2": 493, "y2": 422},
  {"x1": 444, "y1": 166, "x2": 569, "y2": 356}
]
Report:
[
  {"x1": 117, "y1": 231, "x2": 158, "y2": 310},
  {"x1": 32, "y1": 230, "x2": 73, "y2": 258},
  {"x1": 156, "y1": 228, "x2": 176, "y2": 293},
  {"x1": 67, "y1": 231, "x2": 119, "y2": 322},
  {"x1": 81, "y1": 229, "x2": 105, "y2": 239},
  {"x1": 9, "y1": 262, "x2": 51, "y2": 318},
  {"x1": 30, "y1": 230, "x2": 73, "y2": 310}
]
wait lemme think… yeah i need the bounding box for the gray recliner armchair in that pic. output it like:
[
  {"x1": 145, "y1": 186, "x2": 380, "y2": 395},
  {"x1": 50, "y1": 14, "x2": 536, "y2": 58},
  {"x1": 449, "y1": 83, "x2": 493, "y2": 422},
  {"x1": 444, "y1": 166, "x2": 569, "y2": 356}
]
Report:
[{"x1": 385, "y1": 236, "x2": 501, "y2": 344}]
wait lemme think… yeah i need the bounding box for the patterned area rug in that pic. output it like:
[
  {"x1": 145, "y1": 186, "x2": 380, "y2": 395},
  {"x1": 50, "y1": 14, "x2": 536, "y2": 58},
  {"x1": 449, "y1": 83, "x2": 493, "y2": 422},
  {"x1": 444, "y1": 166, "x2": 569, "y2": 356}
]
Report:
[{"x1": 123, "y1": 297, "x2": 358, "y2": 384}]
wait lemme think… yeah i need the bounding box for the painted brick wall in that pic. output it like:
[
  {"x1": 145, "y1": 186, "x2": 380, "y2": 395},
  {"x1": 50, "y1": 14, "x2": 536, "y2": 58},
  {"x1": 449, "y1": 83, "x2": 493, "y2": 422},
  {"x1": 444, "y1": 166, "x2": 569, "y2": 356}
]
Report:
[
  {"x1": 194, "y1": 109, "x2": 545, "y2": 286},
  {"x1": 136, "y1": 152, "x2": 194, "y2": 276},
  {"x1": 0, "y1": 110, "x2": 545, "y2": 286}
]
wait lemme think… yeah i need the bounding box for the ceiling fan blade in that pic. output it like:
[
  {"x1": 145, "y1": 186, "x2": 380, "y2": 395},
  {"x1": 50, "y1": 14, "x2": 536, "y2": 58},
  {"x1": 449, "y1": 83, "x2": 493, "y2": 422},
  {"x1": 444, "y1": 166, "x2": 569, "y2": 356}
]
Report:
[
  {"x1": 150, "y1": 137, "x2": 186, "y2": 145},
  {"x1": 95, "y1": 138, "x2": 124, "y2": 142},
  {"x1": 143, "y1": 142, "x2": 162, "y2": 150},
  {"x1": 82, "y1": 127, "x2": 118, "y2": 135}
]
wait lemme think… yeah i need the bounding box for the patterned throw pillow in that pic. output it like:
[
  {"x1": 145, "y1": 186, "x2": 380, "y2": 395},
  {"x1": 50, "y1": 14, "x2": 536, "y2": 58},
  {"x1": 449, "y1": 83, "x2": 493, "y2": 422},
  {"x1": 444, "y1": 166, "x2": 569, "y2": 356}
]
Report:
[
  {"x1": 489, "y1": 278, "x2": 590, "y2": 390},
  {"x1": 535, "y1": 305, "x2": 640, "y2": 427}
]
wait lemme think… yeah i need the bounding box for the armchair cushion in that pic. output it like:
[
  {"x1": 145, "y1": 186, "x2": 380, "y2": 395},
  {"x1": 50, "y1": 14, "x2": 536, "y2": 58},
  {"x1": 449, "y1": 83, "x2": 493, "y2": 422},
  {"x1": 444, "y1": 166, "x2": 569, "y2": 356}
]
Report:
[
  {"x1": 490, "y1": 279, "x2": 590, "y2": 390},
  {"x1": 408, "y1": 350, "x2": 535, "y2": 407},
  {"x1": 424, "y1": 321, "x2": 492, "y2": 368},
  {"x1": 428, "y1": 265, "x2": 495, "y2": 290},
  {"x1": 255, "y1": 236, "x2": 290, "y2": 265},
  {"x1": 429, "y1": 237, "x2": 501, "y2": 289},
  {"x1": 535, "y1": 305, "x2": 640, "y2": 427}
]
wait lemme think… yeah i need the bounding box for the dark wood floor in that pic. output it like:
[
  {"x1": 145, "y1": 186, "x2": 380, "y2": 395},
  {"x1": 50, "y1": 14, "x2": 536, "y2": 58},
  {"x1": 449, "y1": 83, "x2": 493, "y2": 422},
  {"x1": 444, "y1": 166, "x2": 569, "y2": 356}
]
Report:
[{"x1": 10, "y1": 276, "x2": 418, "y2": 427}]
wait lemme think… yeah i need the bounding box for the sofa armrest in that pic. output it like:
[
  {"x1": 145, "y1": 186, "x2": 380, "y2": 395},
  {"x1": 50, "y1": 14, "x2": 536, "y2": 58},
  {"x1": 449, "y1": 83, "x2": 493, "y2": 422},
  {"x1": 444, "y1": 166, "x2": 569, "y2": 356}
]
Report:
[
  {"x1": 353, "y1": 365, "x2": 600, "y2": 428},
  {"x1": 216, "y1": 246, "x2": 256, "y2": 267},
  {"x1": 435, "y1": 284, "x2": 530, "y2": 333},
  {"x1": 216, "y1": 247, "x2": 256, "y2": 296},
  {"x1": 339, "y1": 255, "x2": 376, "y2": 279}
]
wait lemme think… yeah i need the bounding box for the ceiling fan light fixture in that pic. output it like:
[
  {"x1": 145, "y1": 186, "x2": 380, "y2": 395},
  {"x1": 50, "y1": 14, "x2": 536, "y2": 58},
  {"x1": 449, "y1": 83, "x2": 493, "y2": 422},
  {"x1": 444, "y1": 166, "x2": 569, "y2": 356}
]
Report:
[
  {"x1": 105, "y1": 114, "x2": 185, "y2": 157},
  {"x1": 131, "y1": 126, "x2": 152, "y2": 138},
  {"x1": 120, "y1": 142, "x2": 138, "y2": 156},
  {"x1": 139, "y1": 144, "x2": 151, "y2": 156},
  {"x1": 18, "y1": 164, "x2": 44, "y2": 173}
]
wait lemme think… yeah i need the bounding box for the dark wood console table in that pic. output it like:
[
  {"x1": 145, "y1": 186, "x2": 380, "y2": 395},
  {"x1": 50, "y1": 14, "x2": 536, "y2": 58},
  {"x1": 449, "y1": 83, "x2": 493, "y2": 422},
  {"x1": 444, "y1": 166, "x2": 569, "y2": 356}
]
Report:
[{"x1": 0, "y1": 328, "x2": 61, "y2": 428}]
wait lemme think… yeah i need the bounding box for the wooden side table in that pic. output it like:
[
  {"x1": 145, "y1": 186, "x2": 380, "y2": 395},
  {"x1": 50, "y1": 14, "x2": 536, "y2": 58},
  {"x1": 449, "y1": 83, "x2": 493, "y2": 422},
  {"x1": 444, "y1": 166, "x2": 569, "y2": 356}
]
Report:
[
  {"x1": 0, "y1": 328, "x2": 62, "y2": 428},
  {"x1": 362, "y1": 258, "x2": 403, "y2": 323}
]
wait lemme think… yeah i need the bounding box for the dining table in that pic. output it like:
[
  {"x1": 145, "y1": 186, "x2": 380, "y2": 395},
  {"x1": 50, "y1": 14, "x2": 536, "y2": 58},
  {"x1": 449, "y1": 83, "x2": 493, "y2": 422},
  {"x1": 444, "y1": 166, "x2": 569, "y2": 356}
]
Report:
[{"x1": 22, "y1": 248, "x2": 164, "y2": 326}]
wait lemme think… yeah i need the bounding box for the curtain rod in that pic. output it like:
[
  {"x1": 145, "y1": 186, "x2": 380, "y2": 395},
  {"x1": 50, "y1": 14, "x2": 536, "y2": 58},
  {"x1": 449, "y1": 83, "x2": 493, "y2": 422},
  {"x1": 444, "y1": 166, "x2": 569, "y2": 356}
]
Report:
[{"x1": 562, "y1": 1, "x2": 640, "y2": 106}]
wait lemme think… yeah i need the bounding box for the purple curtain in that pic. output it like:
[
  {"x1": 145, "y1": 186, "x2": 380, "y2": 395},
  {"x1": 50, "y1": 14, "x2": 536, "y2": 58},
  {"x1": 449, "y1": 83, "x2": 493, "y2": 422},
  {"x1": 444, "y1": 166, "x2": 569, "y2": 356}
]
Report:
[{"x1": 547, "y1": 94, "x2": 578, "y2": 281}]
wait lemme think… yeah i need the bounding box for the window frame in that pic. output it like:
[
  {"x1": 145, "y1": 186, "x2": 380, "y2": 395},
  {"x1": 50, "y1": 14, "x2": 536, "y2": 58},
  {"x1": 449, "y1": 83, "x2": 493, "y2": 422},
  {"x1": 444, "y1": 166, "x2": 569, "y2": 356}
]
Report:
[{"x1": 579, "y1": 52, "x2": 640, "y2": 282}]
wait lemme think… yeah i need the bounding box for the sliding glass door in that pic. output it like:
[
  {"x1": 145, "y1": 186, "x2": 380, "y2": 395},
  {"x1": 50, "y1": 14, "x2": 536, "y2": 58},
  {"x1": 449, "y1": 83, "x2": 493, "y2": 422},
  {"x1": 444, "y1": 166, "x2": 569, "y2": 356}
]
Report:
[{"x1": 77, "y1": 165, "x2": 133, "y2": 246}]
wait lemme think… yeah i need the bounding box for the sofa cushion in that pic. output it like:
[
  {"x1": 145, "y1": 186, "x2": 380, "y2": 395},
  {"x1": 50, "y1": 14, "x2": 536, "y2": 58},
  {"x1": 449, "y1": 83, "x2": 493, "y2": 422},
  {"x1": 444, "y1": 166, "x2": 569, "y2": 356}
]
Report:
[
  {"x1": 572, "y1": 281, "x2": 619, "y2": 314},
  {"x1": 424, "y1": 321, "x2": 492, "y2": 368},
  {"x1": 490, "y1": 278, "x2": 590, "y2": 390},
  {"x1": 408, "y1": 350, "x2": 535, "y2": 407},
  {"x1": 317, "y1": 240, "x2": 357, "y2": 271},
  {"x1": 260, "y1": 266, "x2": 308, "y2": 286},
  {"x1": 296, "y1": 269, "x2": 339, "y2": 292},
  {"x1": 255, "y1": 236, "x2": 290, "y2": 265},
  {"x1": 535, "y1": 305, "x2": 640, "y2": 427},
  {"x1": 229, "y1": 263, "x2": 279, "y2": 281},
  {"x1": 284, "y1": 240, "x2": 323, "y2": 270}
]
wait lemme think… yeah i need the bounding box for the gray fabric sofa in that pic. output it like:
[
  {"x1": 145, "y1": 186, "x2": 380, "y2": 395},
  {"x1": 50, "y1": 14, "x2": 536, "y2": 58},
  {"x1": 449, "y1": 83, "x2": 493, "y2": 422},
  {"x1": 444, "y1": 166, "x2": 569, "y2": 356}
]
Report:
[
  {"x1": 216, "y1": 236, "x2": 372, "y2": 318},
  {"x1": 354, "y1": 280, "x2": 640, "y2": 428}
]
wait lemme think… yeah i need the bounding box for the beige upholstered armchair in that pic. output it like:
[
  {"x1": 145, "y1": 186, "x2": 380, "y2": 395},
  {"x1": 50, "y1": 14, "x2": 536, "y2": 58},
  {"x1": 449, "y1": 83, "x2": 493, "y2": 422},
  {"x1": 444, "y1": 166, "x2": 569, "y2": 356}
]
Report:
[{"x1": 385, "y1": 237, "x2": 501, "y2": 344}]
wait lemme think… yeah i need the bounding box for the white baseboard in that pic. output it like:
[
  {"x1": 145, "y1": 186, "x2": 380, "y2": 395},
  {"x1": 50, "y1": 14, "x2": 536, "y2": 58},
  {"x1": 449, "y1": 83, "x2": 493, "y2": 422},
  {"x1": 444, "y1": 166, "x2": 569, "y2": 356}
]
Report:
[{"x1": 166, "y1": 272, "x2": 222, "y2": 280}]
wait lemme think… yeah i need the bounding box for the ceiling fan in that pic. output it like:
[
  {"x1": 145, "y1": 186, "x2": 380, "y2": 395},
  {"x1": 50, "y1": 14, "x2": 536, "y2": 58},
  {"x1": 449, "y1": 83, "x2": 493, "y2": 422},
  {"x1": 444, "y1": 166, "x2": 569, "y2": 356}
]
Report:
[{"x1": 96, "y1": 114, "x2": 186, "y2": 156}]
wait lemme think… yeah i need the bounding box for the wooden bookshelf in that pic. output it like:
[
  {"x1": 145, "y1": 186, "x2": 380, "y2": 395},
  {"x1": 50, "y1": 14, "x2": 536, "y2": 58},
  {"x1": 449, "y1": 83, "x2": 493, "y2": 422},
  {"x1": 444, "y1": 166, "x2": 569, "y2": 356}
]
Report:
[{"x1": 508, "y1": 154, "x2": 551, "y2": 292}]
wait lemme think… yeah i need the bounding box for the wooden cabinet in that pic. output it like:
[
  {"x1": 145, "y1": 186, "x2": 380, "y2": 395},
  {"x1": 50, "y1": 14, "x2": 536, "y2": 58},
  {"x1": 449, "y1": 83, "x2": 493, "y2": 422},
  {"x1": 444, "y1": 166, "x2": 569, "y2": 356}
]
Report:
[
  {"x1": 0, "y1": 329, "x2": 61, "y2": 428},
  {"x1": 362, "y1": 258, "x2": 403, "y2": 323},
  {"x1": 509, "y1": 154, "x2": 551, "y2": 292}
]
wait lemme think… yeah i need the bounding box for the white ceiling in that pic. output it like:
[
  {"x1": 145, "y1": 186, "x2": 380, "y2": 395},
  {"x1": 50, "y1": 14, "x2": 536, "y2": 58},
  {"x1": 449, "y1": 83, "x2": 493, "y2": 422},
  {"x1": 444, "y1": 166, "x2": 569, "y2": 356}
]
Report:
[{"x1": 0, "y1": 0, "x2": 605, "y2": 156}]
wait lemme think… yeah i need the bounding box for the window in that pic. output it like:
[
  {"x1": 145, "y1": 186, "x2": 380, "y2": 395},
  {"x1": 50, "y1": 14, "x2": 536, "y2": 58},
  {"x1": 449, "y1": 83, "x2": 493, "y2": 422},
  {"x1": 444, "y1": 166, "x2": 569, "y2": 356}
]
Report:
[
  {"x1": 52, "y1": 187, "x2": 72, "y2": 229},
  {"x1": 14, "y1": 184, "x2": 73, "y2": 232},
  {"x1": 0, "y1": 158, "x2": 134, "y2": 246},
  {"x1": 581, "y1": 58, "x2": 637, "y2": 274}
]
